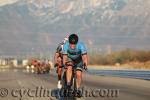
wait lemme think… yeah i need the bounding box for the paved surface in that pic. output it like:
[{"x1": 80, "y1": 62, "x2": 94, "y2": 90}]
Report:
[
  {"x1": 0, "y1": 68, "x2": 150, "y2": 100},
  {"x1": 88, "y1": 69, "x2": 150, "y2": 80}
]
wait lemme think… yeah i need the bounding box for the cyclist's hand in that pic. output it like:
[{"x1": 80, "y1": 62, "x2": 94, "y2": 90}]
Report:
[
  {"x1": 83, "y1": 63, "x2": 88, "y2": 70},
  {"x1": 65, "y1": 62, "x2": 73, "y2": 68},
  {"x1": 54, "y1": 63, "x2": 59, "y2": 68}
]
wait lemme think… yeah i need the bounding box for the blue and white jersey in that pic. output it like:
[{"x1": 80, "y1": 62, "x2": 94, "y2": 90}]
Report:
[{"x1": 63, "y1": 41, "x2": 87, "y2": 60}]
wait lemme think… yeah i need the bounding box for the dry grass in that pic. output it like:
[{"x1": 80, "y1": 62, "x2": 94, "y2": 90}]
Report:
[
  {"x1": 89, "y1": 49, "x2": 150, "y2": 69},
  {"x1": 123, "y1": 61, "x2": 150, "y2": 69}
]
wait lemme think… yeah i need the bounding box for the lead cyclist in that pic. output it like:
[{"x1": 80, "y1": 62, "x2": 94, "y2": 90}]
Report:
[{"x1": 62, "y1": 34, "x2": 88, "y2": 96}]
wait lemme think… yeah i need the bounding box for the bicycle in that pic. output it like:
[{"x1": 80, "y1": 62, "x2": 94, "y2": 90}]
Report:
[{"x1": 60, "y1": 62, "x2": 87, "y2": 100}]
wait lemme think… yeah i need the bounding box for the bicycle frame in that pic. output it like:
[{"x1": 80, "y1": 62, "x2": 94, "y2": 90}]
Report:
[{"x1": 61, "y1": 66, "x2": 77, "y2": 99}]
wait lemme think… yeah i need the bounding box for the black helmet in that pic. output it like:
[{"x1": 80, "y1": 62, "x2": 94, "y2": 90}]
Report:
[{"x1": 69, "y1": 34, "x2": 78, "y2": 44}]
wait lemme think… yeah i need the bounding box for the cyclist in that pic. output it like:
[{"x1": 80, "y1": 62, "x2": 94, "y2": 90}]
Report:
[
  {"x1": 54, "y1": 36, "x2": 68, "y2": 89},
  {"x1": 62, "y1": 34, "x2": 88, "y2": 96}
]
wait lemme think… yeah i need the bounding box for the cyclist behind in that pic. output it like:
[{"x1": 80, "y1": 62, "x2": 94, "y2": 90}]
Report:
[
  {"x1": 63, "y1": 34, "x2": 88, "y2": 95},
  {"x1": 54, "y1": 36, "x2": 68, "y2": 89}
]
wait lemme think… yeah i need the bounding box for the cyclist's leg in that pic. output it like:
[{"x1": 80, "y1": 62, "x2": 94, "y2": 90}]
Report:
[
  {"x1": 55, "y1": 57, "x2": 63, "y2": 88},
  {"x1": 76, "y1": 61, "x2": 83, "y2": 89},
  {"x1": 57, "y1": 57, "x2": 63, "y2": 81},
  {"x1": 57, "y1": 68, "x2": 62, "y2": 82},
  {"x1": 66, "y1": 58, "x2": 73, "y2": 87}
]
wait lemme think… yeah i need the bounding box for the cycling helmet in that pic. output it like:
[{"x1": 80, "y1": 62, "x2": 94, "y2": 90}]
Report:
[
  {"x1": 69, "y1": 34, "x2": 78, "y2": 44},
  {"x1": 62, "y1": 35, "x2": 69, "y2": 44}
]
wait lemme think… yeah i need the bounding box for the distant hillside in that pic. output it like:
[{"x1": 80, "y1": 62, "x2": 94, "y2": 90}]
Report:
[{"x1": 0, "y1": 0, "x2": 150, "y2": 57}]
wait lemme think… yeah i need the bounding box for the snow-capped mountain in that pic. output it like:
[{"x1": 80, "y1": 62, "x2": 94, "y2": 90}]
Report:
[{"x1": 0, "y1": 0, "x2": 150, "y2": 56}]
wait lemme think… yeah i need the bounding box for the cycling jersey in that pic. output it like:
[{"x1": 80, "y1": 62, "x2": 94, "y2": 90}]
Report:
[
  {"x1": 56, "y1": 43, "x2": 63, "y2": 53},
  {"x1": 63, "y1": 41, "x2": 87, "y2": 60},
  {"x1": 56, "y1": 42, "x2": 64, "y2": 58}
]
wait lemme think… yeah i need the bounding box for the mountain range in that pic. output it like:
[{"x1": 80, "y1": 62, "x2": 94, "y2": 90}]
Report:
[{"x1": 0, "y1": 0, "x2": 150, "y2": 57}]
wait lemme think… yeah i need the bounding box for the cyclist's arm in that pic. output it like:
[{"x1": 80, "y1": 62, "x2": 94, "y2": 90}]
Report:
[
  {"x1": 54, "y1": 44, "x2": 61, "y2": 64},
  {"x1": 82, "y1": 54, "x2": 88, "y2": 67},
  {"x1": 63, "y1": 54, "x2": 68, "y2": 66},
  {"x1": 54, "y1": 52, "x2": 59, "y2": 64},
  {"x1": 80, "y1": 43, "x2": 88, "y2": 67},
  {"x1": 62, "y1": 42, "x2": 69, "y2": 66}
]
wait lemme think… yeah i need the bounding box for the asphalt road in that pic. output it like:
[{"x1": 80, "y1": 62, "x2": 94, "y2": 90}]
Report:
[{"x1": 0, "y1": 68, "x2": 150, "y2": 100}]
